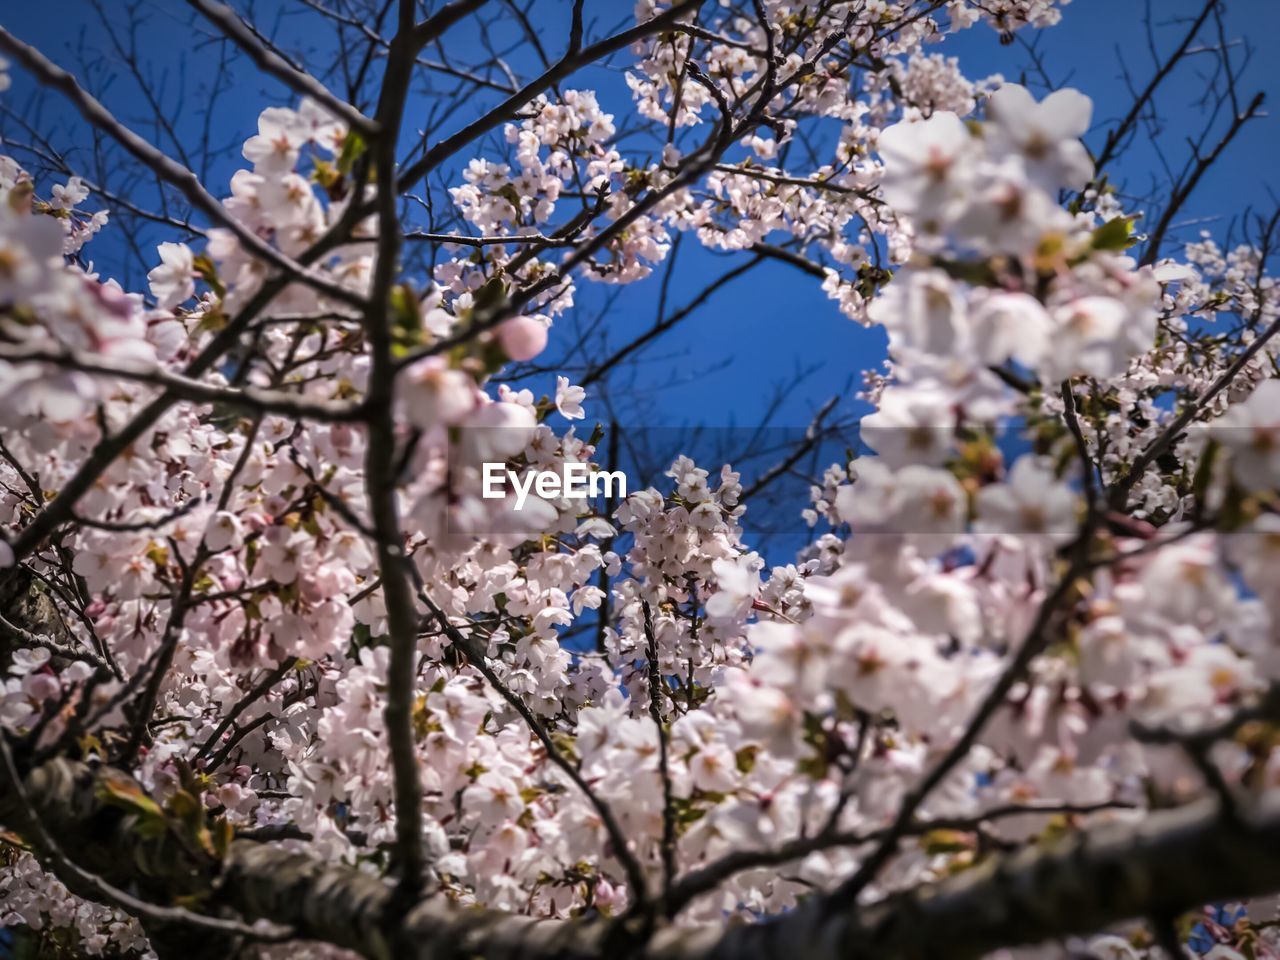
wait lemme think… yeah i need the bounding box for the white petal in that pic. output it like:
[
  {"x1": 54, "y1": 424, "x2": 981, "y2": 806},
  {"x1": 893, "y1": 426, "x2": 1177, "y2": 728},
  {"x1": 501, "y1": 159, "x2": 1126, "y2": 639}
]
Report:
[
  {"x1": 987, "y1": 83, "x2": 1038, "y2": 128},
  {"x1": 1039, "y1": 88, "x2": 1093, "y2": 139}
]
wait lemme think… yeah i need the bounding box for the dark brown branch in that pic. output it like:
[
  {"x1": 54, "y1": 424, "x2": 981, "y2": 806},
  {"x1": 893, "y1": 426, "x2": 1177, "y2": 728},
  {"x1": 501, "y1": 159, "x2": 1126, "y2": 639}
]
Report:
[
  {"x1": 826, "y1": 527, "x2": 1097, "y2": 909},
  {"x1": 749, "y1": 242, "x2": 829, "y2": 278},
  {"x1": 193, "y1": 658, "x2": 299, "y2": 763},
  {"x1": 1140, "y1": 90, "x2": 1265, "y2": 266},
  {"x1": 411, "y1": 0, "x2": 489, "y2": 50},
  {"x1": 0, "y1": 610, "x2": 112, "y2": 676},
  {"x1": 666, "y1": 800, "x2": 1135, "y2": 915},
  {"x1": 716, "y1": 796, "x2": 1280, "y2": 960},
  {"x1": 580, "y1": 254, "x2": 763, "y2": 387},
  {"x1": 0, "y1": 738, "x2": 292, "y2": 944},
  {"x1": 641, "y1": 600, "x2": 677, "y2": 904},
  {"x1": 1060, "y1": 380, "x2": 1099, "y2": 513},
  {"x1": 739, "y1": 395, "x2": 840, "y2": 501},
  {"x1": 6, "y1": 755, "x2": 1280, "y2": 960},
  {"x1": 361, "y1": 0, "x2": 428, "y2": 908}
]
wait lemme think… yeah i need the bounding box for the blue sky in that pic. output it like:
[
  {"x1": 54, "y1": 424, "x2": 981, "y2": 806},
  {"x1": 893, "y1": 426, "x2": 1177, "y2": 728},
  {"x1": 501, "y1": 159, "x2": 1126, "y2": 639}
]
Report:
[{"x1": 2, "y1": 0, "x2": 1276, "y2": 528}]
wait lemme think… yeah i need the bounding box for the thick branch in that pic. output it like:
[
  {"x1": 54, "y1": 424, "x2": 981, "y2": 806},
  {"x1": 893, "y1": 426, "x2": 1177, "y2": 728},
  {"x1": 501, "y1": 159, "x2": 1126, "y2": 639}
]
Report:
[
  {"x1": 712, "y1": 798, "x2": 1280, "y2": 960},
  {"x1": 0, "y1": 610, "x2": 112, "y2": 676},
  {"x1": 0, "y1": 740, "x2": 290, "y2": 949},
  {"x1": 362, "y1": 0, "x2": 427, "y2": 906},
  {"x1": 410, "y1": 0, "x2": 489, "y2": 50},
  {"x1": 6, "y1": 756, "x2": 1280, "y2": 960}
]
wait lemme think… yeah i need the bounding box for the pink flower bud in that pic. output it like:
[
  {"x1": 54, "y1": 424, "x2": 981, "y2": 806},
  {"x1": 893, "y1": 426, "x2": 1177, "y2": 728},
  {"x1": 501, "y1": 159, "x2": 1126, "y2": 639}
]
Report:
[{"x1": 497, "y1": 315, "x2": 548, "y2": 362}]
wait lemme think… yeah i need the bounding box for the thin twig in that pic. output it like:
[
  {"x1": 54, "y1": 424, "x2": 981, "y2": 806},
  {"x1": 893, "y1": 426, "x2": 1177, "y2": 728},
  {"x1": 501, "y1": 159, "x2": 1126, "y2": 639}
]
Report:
[{"x1": 641, "y1": 600, "x2": 677, "y2": 904}]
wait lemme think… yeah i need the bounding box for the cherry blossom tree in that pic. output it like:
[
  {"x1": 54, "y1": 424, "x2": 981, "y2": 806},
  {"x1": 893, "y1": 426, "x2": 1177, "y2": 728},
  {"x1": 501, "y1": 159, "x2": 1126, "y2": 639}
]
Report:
[{"x1": 0, "y1": 1, "x2": 1278, "y2": 958}]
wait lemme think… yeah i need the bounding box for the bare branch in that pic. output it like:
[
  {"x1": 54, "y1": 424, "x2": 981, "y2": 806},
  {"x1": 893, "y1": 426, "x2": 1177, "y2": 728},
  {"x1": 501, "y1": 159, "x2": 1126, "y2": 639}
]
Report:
[
  {"x1": 360, "y1": 0, "x2": 429, "y2": 907},
  {"x1": 0, "y1": 26, "x2": 367, "y2": 309},
  {"x1": 1092, "y1": 0, "x2": 1220, "y2": 175},
  {"x1": 0, "y1": 610, "x2": 112, "y2": 676},
  {"x1": 740, "y1": 395, "x2": 840, "y2": 501},
  {"x1": 396, "y1": 0, "x2": 706, "y2": 194},
  {"x1": 411, "y1": 0, "x2": 490, "y2": 51},
  {"x1": 0, "y1": 343, "x2": 367, "y2": 422},
  {"x1": 185, "y1": 0, "x2": 378, "y2": 136},
  {"x1": 1140, "y1": 90, "x2": 1265, "y2": 266},
  {"x1": 641, "y1": 600, "x2": 677, "y2": 905}
]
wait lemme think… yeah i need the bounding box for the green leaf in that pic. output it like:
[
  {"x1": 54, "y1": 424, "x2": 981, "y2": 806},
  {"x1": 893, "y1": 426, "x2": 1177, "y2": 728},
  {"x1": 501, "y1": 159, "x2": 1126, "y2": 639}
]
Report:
[
  {"x1": 391, "y1": 283, "x2": 422, "y2": 333},
  {"x1": 212, "y1": 818, "x2": 234, "y2": 859},
  {"x1": 310, "y1": 157, "x2": 339, "y2": 190},
  {"x1": 930, "y1": 257, "x2": 999, "y2": 287},
  {"x1": 192, "y1": 253, "x2": 226, "y2": 298},
  {"x1": 921, "y1": 828, "x2": 975, "y2": 855},
  {"x1": 496, "y1": 183, "x2": 524, "y2": 211},
  {"x1": 167, "y1": 789, "x2": 201, "y2": 822},
  {"x1": 97, "y1": 777, "x2": 164, "y2": 822},
  {"x1": 336, "y1": 129, "x2": 367, "y2": 176},
  {"x1": 1091, "y1": 216, "x2": 1137, "y2": 252},
  {"x1": 471, "y1": 276, "x2": 509, "y2": 318}
]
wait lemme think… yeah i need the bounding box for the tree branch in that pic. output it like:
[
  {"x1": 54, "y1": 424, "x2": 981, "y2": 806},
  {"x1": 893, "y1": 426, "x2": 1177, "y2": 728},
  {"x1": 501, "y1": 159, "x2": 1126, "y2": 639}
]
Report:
[
  {"x1": 6, "y1": 755, "x2": 1280, "y2": 960},
  {"x1": 641, "y1": 600, "x2": 677, "y2": 905},
  {"x1": 410, "y1": 0, "x2": 489, "y2": 51},
  {"x1": 0, "y1": 27, "x2": 367, "y2": 310},
  {"x1": 0, "y1": 343, "x2": 367, "y2": 422},
  {"x1": 421, "y1": 593, "x2": 652, "y2": 907},
  {"x1": 1109, "y1": 310, "x2": 1280, "y2": 509},
  {"x1": 1092, "y1": 0, "x2": 1219, "y2": 175},
  {"x1": 361, "y1": 0, "x2": 428, "y2": 908},
  {"x1": 396, "y1": 0, "x2": 706, "y2": 193},
  {"x1": 185, "y1": 0, "x2": 377, "y2": 136}
]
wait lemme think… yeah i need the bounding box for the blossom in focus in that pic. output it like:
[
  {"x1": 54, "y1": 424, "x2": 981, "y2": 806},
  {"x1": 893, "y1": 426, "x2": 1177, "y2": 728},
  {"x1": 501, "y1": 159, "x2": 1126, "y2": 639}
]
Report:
[
  {"x1": 147, "y1": 242, "x2": 196, "y2": 310},
  {"x1": 555, "y1": 376, "x2": 586, "y2": 420}
]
